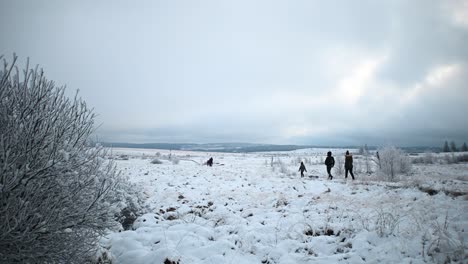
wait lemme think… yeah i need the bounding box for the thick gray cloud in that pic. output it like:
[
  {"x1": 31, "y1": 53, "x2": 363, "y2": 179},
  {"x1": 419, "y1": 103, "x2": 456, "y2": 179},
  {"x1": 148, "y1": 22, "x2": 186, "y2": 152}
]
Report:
[{"x1": 1, "y1": 0, "x2": 467, "y2": 146}]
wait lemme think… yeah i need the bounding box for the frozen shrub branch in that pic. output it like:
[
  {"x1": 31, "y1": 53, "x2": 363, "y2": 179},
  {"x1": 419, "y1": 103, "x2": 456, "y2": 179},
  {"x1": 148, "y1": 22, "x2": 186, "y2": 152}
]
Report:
[
  {"x1": 377, "y1": 146, "x2": 412, "y2": 181},
  {"x1": 0, "y1": 55, "x2": 126, "y2": 263}
]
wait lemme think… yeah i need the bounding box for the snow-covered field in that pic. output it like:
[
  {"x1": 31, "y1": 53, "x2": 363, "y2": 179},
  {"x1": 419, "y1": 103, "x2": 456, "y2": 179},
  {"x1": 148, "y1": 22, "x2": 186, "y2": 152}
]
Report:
[{"x1": 101, "y1": 148, "x2": 468, "y2": 264}]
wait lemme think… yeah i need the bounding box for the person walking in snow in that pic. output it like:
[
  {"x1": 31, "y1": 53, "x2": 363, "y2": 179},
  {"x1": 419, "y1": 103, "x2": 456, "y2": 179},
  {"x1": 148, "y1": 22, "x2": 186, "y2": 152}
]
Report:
[
  {"x1": 298, "y1": 161, "x2": 307, "y2": 177},
  {"x1": 206, "y1": 157, "x2": 213, "y2": 167},
  {"x1": 324, "y1": 151, "x2": 335, "y2": 180},
  {"x1": 344, "y1": 150, "x2": 355, "y2": 180}
]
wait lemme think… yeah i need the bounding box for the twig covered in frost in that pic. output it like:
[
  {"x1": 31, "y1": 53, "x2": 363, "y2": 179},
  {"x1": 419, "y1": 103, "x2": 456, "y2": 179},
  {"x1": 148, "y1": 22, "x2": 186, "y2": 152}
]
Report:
[
  {"x1": 0, "y1": 55, "x2": 128, "y2": 263},
  {"x1": 377, "y1": 146, "x2": 412, "y2": 181}
]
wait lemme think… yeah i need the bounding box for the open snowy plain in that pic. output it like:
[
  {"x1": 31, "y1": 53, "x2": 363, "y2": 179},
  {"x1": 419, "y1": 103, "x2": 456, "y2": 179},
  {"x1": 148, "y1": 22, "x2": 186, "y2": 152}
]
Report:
[{"x1": 100, "y1": 148, "x2": 467, "y2": 264}]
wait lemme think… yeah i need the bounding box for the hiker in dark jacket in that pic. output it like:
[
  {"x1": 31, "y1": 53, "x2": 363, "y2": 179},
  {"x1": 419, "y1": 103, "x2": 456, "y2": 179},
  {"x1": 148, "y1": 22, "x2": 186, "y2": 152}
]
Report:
[
  {"x1": 344, "y1": 150, "x2": 355, "y2": 180},
  {"x1": 324, "y1": 151, "x2": 335, "y2": 180},
  {"x1": 206, "y1": 157, "x2": 213, "y2": 167},
  {"x1": 298, "y1": 161, "x2": 307, "y2": 177}
]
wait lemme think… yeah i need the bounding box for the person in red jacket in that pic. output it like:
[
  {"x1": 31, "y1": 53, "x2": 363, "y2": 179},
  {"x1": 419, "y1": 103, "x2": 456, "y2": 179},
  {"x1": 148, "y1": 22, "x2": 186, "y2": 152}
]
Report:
[{"x1": 344, "y1": 150, "x2": 355, "y2": 180}]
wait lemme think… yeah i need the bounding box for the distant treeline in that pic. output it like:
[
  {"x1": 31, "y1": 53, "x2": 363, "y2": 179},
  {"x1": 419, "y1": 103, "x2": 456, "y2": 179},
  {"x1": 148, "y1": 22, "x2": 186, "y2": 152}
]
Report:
[{"x1": 100, "y1": 142, "x2": 442, "y2": 153}]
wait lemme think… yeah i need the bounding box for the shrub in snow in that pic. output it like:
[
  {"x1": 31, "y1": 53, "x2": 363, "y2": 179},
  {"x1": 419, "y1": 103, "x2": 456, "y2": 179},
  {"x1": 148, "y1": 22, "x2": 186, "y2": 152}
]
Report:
[
  {"x1": 443, "y1": 153, "x2": 456, "y2": 164},
  {"x1": 413, "y1": 152, "x2": 436, "y2": 164},
  {"x1": 363, "y1": 150, "x2": 372, "y2": 174},
  {"x1": 164, "y1": 258, "x2": 180, "y2": 264},
  {"x1": 120, "y1": 154, "x2": 129, "y2": 160},
  {"x1": 335, "y1": 155, "x2": 344, "y2": 176},
  {"x1": 171, "y1": 157, "x2": 180, "y2": 165},
  {"x1": 112, "y1": 179, "x2": 145, "y2": 231},
  {"x1": 374, "y1": 209, "x2": 402, "y2": 237},
  {"x1": 279, "y1": 162, "x2": 289, "y2": 174},
  {"x1": 0, "y1": 56, "x2": 127, "y2": 263},
  {"x1": 295, "y1": 156, "x2": 308, "y2": 165},
  {"x1": 95, "y1": 251, "x2": 112, "y2": 264},
  {"x1": 450, "y1": 141, "x2": 458, "y2": 152},
  {"x1": 377, "y1": 146, "x2": 412, "y2": 181},
  {"x1": 151, "y1": 158, "x2": 163, "y2": 164},
  {"x1": 275, "y1": 196, "x2": 288, "y2": 207},
  {"x1": 442, "y1": 153, "x2": 468, "y2": 164},
  {"x1": 271, "y1": 158, "x2": 290, "y2": 175},
  {"x1": 423, "y1": 152, "x2": 435, "y2": 164},
  {"x1": 456, "y1": 153, "x2": 468, "y2": 162},
  {"x1": 354, "y1": 158, "x2": 363, "y2": 174},
  {"x1": 117, "y1": 207, "x2": 137, "y2": 230},
  {"x1": 443, "y1": 141, "x2": 450, "y2": 152},
  {"x1": 461, "y1": 142, "x2": 468, "y2": 152},
  {"x1": 423, "y1": 213, "x2": 466, "y2": 263}
]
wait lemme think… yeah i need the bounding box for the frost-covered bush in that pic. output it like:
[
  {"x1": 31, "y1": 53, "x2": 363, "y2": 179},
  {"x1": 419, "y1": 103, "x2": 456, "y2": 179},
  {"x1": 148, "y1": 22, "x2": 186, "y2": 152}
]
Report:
[
  {"x1": 413, "y1": 152, "x2": 436, "y2": 164},
  {"x1": 294, "y1": 156, "x2": 311, "y2": 165},
  {"x1": 374, "y1": 209, "x2": 402, "y2": 237},
  {"x1": 423, "y1": 213, "x2": 466, "y2": 263},
  {"x1": 112, "y1": 179, "x2": 146, "y2": 231},
  {"x1": 0, "y1": 56, "x2": 126, "y2": 263},
  {"x1": 171, "y1": 157, "x2": 180, "y2": 165},
  {"x1": 443, "y1": 153, "x2": 456, "y2": 164},
  {"x1": 378, "y1": 146, "x2": 412, "y2": 181},
  {"x1": 354, "y1": 158, "x2": 363, "y2": 174},
  {"x1": 363, "y1": 151, "x2": 372, "y2": 174},
  {"x1": 335, "y1": 155, "x2": 344, "y2": 176},
  {"x1": 442, "y1": 153, "x2": 468, "y2": 164},
  {"x1": 151, "y1": 158, "x2": 163, "y2": 164},
  {"x1": 279, "y1": 162, "x2": 289, "y2": 174},
  {"x1": 423, "y1": 152, "x2": 435, "y2": 164},
  {"x1": 456, "y1": 154, "x2": 468, "y2": 162}
]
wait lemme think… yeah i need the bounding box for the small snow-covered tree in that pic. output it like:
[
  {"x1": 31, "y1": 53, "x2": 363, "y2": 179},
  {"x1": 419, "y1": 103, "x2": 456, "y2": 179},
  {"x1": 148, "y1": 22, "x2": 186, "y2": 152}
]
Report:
[
  {"x1": 0, "y1": 56, "x2": 126, "y2": 263},
  {"x1": 363, "y1": 148, "x2": 372, "y2": 174},
  {"x1": 423, "y1": 152, "x2": 434, "y2": 164},
  {"x1": 358, "y1": 146, "x2": 364, "y2": 155},
  {"x1": 354, "y1": 158, "x2": 363, "y2": 174},
  {"x1": 450, "y1": 141, "x2": 458, "y2": 152},
  {"x1": 335, "y1": 154, "x2": 344, "y2": 176},
  {"x1": 364, "y1": 151, "x2": 372, "y2": 174},
  {"x1": 443, "y1": 141, "x2": 450, "y2": 152},
  {"x1": 378, "y1": 146, "x2": 411, "y2": 181},
  {"x1": 461, "y1": 142, "x2": 468, "y2": 152}
]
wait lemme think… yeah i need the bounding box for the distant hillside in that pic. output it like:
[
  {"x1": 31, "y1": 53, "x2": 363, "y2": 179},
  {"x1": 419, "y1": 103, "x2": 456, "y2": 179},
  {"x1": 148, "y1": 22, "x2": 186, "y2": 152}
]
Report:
[
  {"x1": 100, "y1": 142, "x2": 311, "y2": 153},
  {"x1": 100, "y1": 142, "x2": 441, "y2": 153}
]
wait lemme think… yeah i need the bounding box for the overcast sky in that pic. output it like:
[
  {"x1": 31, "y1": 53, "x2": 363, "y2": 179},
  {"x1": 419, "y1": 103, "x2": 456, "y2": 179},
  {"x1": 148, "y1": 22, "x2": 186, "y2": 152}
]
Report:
[{"x1": 1, "y1": 0, "x2": 467, "y2": 146}]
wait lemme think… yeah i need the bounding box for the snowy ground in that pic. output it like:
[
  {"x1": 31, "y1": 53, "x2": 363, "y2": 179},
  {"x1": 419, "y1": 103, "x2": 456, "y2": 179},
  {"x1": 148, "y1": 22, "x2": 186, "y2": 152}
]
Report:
[{"x1": 101, "y1": 148, "x2": 468, "y2": 264}]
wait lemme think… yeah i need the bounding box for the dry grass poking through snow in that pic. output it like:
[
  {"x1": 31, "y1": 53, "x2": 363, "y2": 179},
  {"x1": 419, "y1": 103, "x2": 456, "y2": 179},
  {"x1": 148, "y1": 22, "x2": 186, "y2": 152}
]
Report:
[{"x1": 99, "y1": 148, "x2": 468, "y2": 264}]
